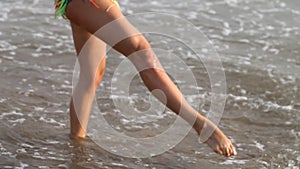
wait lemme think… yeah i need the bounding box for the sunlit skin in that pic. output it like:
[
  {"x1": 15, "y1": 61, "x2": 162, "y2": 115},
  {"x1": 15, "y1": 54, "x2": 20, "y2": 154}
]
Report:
[{"x1": 65, "y1": 0, "x2": 236, "y2": 157}]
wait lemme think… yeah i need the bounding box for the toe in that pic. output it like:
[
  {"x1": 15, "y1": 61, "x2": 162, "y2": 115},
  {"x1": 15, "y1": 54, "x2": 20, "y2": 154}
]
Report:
[
  {"x1": 231, "y1": 144, "x2": 237, "y2": 156},
  {"x1": 226, "y1": 144, "x2": 237, "y2": 157},
  {"x1": 224, "y1": 147, "x2": 230, "y2": 157},
  {"x1": 214, "y1": 147, "x2": 223, "y2": 156},
  {"x1": 222, "y1": 144, "x2": 235, "y2": 157}
]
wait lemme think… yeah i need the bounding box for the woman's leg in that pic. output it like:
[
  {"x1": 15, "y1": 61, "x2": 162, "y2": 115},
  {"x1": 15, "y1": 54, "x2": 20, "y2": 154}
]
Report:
[
  {"x1": 66, "y1": 0, "x2": 236, "y2": 156},
  {"x1": 69, "y1": 22, "x2": 106, "y2": 138}
]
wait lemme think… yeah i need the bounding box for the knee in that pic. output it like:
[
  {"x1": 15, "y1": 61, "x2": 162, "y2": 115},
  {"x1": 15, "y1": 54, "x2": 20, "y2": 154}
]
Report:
[
  {"x1": 115, "y1": 34, "x2": 151, "y2": 56},
  {"x1": 78, "y1": 59, "x2": 106, "y2": 92},
  {"x1": 129, "y1": 35, "x2": 151, "y2": 52},
  {"x1": 78, "y1": 70, "x2": 104, "y2": 93},
  {"x1": 130, "y1": 49, "x2": 158, "y2": 72},
  {"x1": 92, "y1": 58, "x2": 106, "y2": 90},
  {"x1": 94, "y1": 64, "x2": 105, "y2": 89},
  {"x1": 115, "y1": 34, "x2": 159, "y2": 72},
  {"x1": 122, "y1": 35, "x2": 159, "y2": 70}
]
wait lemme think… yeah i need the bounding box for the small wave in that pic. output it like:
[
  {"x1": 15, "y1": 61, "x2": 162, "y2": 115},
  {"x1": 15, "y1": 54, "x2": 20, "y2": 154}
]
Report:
[
  {"x1": 220, "y1": 159, "x2": 249, "y2": 165},
  {"x1": 39, "y1": 116, "x2": 66, "y2": 128},
  {"x1": 0, "y1": 110, "x2": 24, "y2": 119},
  {"x1": 0, "y1": 41, "x2": 17, "y2": 52},
  {"x1": 253, "y1": 140, "x2": 265, "y2": 151}
]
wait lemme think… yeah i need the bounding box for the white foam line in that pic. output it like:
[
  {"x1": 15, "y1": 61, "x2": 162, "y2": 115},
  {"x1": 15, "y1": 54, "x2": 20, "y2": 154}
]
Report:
[{"x1": 0, "y1": 111, "x2": 24, "y2": 118}]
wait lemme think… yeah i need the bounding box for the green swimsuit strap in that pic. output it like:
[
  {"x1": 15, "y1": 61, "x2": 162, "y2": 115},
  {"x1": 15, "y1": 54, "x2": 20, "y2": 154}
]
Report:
[{"x1": 55, "y1": 0, "x2": 71, "y2": 17}]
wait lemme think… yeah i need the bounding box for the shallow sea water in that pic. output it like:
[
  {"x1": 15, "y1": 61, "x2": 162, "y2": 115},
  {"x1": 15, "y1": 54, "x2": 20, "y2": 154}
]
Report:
[{"x1": 0, "y1": 0, "x2": 300, "y2": 168}]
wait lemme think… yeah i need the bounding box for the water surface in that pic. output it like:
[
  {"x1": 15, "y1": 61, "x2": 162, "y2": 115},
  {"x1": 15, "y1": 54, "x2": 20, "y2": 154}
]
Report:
[{"x1": 0, "y1": 0, "x2": 299, "y2": 168}]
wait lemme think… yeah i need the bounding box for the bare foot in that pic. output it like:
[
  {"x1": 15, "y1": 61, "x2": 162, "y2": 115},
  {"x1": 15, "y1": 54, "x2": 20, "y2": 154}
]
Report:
[
  {"x1": 195, "y1": 117, "x2": 237, "y2": 157},
  {"x1": 204, "y1": 127, "x2": 237, "y2": 157}
]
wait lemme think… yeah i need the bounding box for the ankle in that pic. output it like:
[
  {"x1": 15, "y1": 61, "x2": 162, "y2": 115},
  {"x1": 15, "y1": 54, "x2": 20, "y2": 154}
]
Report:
[
  {"x1": 192, "y1": 115, "x2": 207, "y2": 135},
  {"x1": 70, "y1": 129, "x2": 86, "y2": 139}
]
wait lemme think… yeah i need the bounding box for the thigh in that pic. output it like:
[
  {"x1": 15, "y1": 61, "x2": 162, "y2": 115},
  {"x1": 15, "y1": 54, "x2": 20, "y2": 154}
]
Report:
[
  {"x1": 71, "y1": 22, "x2": 93, "y2": 55},
  {"x1": 66, "y1": 0, "x2": 143, "y2": 56},
  {"x1": 71, "y1": 22, "x2": 106, "y2": 81},
  {"x1": 66, "y1": 0, "x2": 124, "y2": 34}
]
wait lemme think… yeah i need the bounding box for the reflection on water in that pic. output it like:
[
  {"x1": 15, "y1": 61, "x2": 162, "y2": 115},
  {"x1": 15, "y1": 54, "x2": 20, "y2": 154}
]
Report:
[{"x1": 0, "y1": 0, "x2": 299, "y2": 168}]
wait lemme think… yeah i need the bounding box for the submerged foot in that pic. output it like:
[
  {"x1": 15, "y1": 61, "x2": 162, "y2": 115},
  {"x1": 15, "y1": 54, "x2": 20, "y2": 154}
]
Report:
[
  {"x1": 196, "y1": 119, "x2": 237, "y2": 157},
  {"x1": 204, "y1": 127, "x2": 237, "y2": 157}
]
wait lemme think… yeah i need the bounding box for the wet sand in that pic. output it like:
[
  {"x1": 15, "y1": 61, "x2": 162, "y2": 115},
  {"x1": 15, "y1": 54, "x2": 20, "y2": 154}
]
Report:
[{"x1": 0, "y1": 0, "x2": 299, "y2": 168}]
